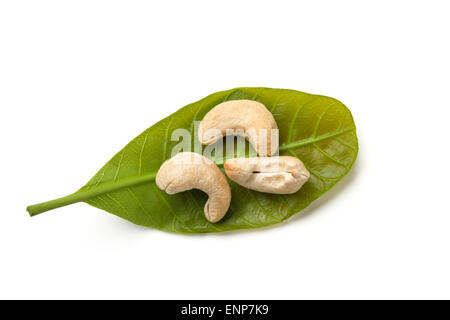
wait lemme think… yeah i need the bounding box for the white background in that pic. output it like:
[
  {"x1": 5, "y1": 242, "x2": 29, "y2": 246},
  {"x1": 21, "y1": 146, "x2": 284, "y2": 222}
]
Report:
[{"x1": 1, "y1": 1, "x2": 449, "y2": 299}]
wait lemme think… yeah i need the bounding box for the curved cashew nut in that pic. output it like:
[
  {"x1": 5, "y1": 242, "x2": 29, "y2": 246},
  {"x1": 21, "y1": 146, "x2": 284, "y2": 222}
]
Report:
[
  {"x1": 156, "y1": 152, "x2": 231, "y2": 223},
  {"x1": 224, "y1": 156, "x2": 310, "y2": 194},
  {"x1": 198, "y1": 100, "x2": 278, "y2": 156}
]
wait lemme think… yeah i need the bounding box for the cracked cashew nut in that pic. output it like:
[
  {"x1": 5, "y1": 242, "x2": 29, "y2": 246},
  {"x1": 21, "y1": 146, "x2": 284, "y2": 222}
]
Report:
[
  {"x1": 155, "y1": 152, "x2": 231, "y2": 223},
  {"x1": 224, "y1": 156, "x2": 310, "y2": 194},
  {"x1": 198, "y1": 100, "x2": 278, "y2": 156}
]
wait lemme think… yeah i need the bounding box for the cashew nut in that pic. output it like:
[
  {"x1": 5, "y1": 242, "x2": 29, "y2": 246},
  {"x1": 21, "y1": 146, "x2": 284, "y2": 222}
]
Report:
[
  {"x1": 156, "y1": 152, "x2": 231, "y2": 223},
  {"x1": 198, "y1": 100, "x2": 278, "y2": 156},
  {"x1": 224, "y1": 156, "x2": 310, "y2": 194}
]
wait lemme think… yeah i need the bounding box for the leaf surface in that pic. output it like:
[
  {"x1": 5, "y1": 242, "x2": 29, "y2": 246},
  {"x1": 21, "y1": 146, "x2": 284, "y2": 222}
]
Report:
[{"x1": 28, "y1": 87, "x2": 358, "y2": 233}]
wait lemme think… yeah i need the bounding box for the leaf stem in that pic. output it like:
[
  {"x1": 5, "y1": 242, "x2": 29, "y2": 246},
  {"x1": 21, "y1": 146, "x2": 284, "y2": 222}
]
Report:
[{"x1": 26, "y1": 172, "x2": 157, "y2": 216}]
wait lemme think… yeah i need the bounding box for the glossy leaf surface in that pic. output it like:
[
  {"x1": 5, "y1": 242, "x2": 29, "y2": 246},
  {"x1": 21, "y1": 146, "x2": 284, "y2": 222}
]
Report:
[{"x1": 28, "y1": 87, "x2": 358, "y2": 233}]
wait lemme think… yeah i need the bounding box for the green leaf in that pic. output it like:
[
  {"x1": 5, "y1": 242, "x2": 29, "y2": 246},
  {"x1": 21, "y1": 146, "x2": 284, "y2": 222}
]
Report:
[{"x1": 27, "y1": 87, "x2": 358, "y2": 233}]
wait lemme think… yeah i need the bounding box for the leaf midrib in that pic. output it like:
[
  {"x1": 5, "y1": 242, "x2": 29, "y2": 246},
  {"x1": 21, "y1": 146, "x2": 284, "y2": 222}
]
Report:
[{"x1": 279, "y1": 126, "x2": 354, "y2": 151}]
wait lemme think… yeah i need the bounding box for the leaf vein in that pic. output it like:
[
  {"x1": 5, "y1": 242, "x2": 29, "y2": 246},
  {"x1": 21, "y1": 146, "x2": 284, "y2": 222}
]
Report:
[
  {"x1": 334, "y1": 137, "x2": 357, "y2": 150},
  {"x1": 287, "y1": 96, "x2": 316, "y2": 143},
  {"x1": 228, "y1": 205, "x2": 257, "y2": 227},
  {"x1": 312, "y1": 101, "x2": 337, "y2": 138},
  {"x1": 247, "y1": 189, "x2": 281, "y2": 223},
  {"x1": 113, "y1": 151, "x2": 125, "y2": 181},
  {"x1": 313, "y1": 143, "x2": 348, "y2": 168},
  {"x1": 151, "y1": 184, "x2": 193, "y2": 232},
  {"x1": 138, "y1": 130, "x2": 150, "y2": 175}
]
